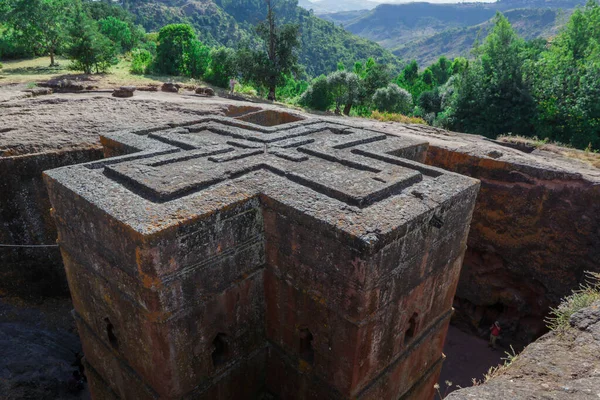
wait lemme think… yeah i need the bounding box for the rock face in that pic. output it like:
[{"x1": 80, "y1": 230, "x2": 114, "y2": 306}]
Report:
[
  {"x1": 29, "y1": 88, "x2": 53, "y2": 96},
  {"x1": 423, "y1": 138, "x2": 600, "y2": 343},
  {"x1": 0, "y1": 94, "x2": 239, "y2": 298},
  {"x1": 112, "y1": 87, "x2": 135, "y2": 98},
  {"x1": 0, "y1": 297, "x2": 83, "y2": 400},
  {"x1": 0, "y1": 149, "x2": 103, "y2": 297},
  {"x1": 447, "y1": 301, "x2": 600, "y2": 399},
  {"x1": 319, "y1": 119, "x2": 600, "y2": 345},
  {"x1": 45, "y1": 114, "x2": 479, "y2": 399},
  {"x1": 39, "y1": 78, "x2": 96, "y2": 92},
  {"x1": 161, "y1": 82, "x2": 181, "y2": 93},
  {"x1": 195, "y1": 87, "x2": 215, "y2": 96}
]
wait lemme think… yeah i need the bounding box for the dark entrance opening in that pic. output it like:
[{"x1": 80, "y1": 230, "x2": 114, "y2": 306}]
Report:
[
  {"x1": 212, "y1": 333, "x2": 229, "y2": 368},
  {"x1": 405, "y1": 312, "x2": 418, "y2": 345},
  {"x1": 299, "y1": 328, "x2": 314, "y2": 364},
  {"x1": 104, "y1": 317, "x2": 119, "y2": 349}
]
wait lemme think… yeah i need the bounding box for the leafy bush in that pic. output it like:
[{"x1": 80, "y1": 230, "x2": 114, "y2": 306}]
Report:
[
  {"x1": 130, "y1": 48, "x2": 153, "y2": 75},
  {"x1": 205, "y1": 46, "x2": 237, "y2": 87},
  {"x1": 298, "y1": 75, "x2": 332, "y2": 111},
  {"x1": 372, "y1": 84, "x2": 412, "y2": 114},
  {"x1": 188, "y1": 40, "x2": 211, "y2": 79},
  {"x1": 235, "y1": 83, "x2": 258, "y2": 96},
  {"x1": 155, "y1": 24, "x2": 196, "y2": 76},
  {"x1": 276, "y1": 74, "x2": 309, "y2": 101},
  {"x1": 327, "y1": 70, "x2": 361, "y2": 114},
  {"x1": 67, "y1": 12, "x2": 117, "y2": 74}
]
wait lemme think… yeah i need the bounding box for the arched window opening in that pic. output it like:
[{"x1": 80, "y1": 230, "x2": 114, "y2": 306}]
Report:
[
  {"x1": 104, "y1": 317, "x2": 119, "y2": 349},
  {"x1": 405, "y1": 313, "x2": 418, "y2": 345},
  {"x1": 212, "y1": 333, "x2": 229, "y2": 368},
  {"x1": 299, "y1": 328, "x2": 314, "y2": 364}
]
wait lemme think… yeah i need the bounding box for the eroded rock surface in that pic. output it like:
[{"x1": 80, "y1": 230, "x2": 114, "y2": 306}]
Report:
[
  {"x1": 447, "y1": 301, "x2": 600, "y2": 399},
  {"x1": 0, "y1": 93, "x2": 230, "y2": 298},
  {"x1": 0, "y1": 297, "x2": 85, "y2": 400},
  {"x1": 339, "y1": 119, "x2": 600, "y2": 344},
  {"x1": 45, "y1": 113, "x2": 479, "y2": 399}
]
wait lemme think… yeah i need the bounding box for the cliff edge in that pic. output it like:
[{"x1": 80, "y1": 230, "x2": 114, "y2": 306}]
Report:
[{"x1": 448, "y1": 300, "x2": 600, "y2": 399}]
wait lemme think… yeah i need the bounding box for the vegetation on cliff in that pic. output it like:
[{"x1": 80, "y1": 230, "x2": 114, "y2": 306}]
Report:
[{"x1": 325, "y1": 0, "x2": 583, "y2": 66}]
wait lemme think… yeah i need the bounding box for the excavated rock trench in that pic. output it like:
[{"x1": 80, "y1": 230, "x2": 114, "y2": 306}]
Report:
[{"x1": 1, "y1": 89, "x2": 599, "y2": 398}]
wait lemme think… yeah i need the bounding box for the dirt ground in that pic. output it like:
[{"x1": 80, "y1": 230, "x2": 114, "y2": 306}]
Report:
[{"x1": 438, "y1": 325, "x2": 506, "y2": 396}]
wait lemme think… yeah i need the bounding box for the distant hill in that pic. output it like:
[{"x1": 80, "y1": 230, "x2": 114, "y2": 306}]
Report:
[
  {"x1": 326, "y1": 0, "x2": 584, "y2": 65},
  {"x1": 123, "y1": 0, "x2": 400, "y2": 77},
  {"x1": 394, "y1": 8, "x2": 571, "y2": 66},
  {"x1": 344, "y1": 3, "x2": 498, "y2": 49},
  {"x1": 298, "y1": 0, "x2": 378, "y2": 13}
]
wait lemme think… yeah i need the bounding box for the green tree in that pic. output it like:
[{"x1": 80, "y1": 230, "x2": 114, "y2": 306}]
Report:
[
  {"x1": 98, "y1": 16, "x2": 135, "y2": 53},
  {"x1": 327, "y1": 70, "x2": 361, "y2": 115},
  {"x1": 7, "y1": 0, "x2": 72, "y2": 66},
  {"x1": 372, "y1": 83, "x2": 412, "y2": 114},
  {"x1": 206, "y1": 46, "x2": 237, "y2": 87},
  {"x1": 418, "y1": 89, "x2": 442, "y2": 115},
  {"x1": 155, "y1": 24, "x2": 196, "y2": 76},
  {"x1": 421, "y1": 68, "x2": 434, "y2": 86},
  {"x1": 66, "y1": 7, "x2": 117, "y2": 74},
  {"x1": 448, "y1": 13, "x2": 535, "y2": 137},
  {"x1": 298, "y1": 75, "x2": 332, "y2": 111},
  {"x1": 188, "y1": 40, "x2": 211, "y2": 79},
  {"x1": 430, "y1": 56, "x2": 452, "y2": 85},
  {"x1": 252, "y1": 0, "x2": 301, "y2": 100},
  {"x1": 398, "y1": 60, "x2": 419, "y2": 87},
  {"x1": 528, "y1": 0, "x2": 600, "y2": 149},
  {"x1": 362, "y1": 60, "x2": 392, "y2": 100},
  {"x1": 451, "y1": 57, "x2": 468, "y2": 75}
]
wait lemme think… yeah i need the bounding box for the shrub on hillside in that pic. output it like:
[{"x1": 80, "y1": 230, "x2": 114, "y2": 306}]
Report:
[
  {"x1": 205, "y1": 47, "x2": 237, "y2": 87},
  {"x1": 298, "y1": 75, "x2": 332, "y2": 111},
  {"x1": 188, "y1": 40, "x2": 211, "y2": 79},
  {"x1": 372, "y1": 83, "x2": 412, "y2": 114},
  {"x1": 67, "y1": 12, "x2": 117, "y2": 74},
  {"x1": 130, "y1": 48, "x2": 153, "y2": 75},
  {"x1": 154, "y1": 24, "x2": 196, "y2": 76},
  {"x1": 327, "y1": 70, "x2": 360, "y2": 115},
  {"x1": 370, "y1": 110, "x2": 426, "y2": 125}
]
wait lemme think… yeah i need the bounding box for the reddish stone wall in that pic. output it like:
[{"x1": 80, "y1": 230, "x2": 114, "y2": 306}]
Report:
[
  {"x1": 426, "y1": 146, "x2": 600, "y2": 343},
  {"x1": 45, "y1": 117, "x2": 479, "y2": 399},
  {"x1": 0, "y1": 148, "x2": 102, "y2": 298}
]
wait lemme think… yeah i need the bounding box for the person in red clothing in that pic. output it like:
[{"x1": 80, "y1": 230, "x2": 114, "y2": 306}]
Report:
[{"x1": 489, "y1": 321, "x2": 501, "y2": 349}]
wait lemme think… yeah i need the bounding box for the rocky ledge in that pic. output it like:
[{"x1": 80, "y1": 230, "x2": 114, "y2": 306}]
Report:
[{"x1": 447, "y1": 301, "x2": 600, "y2": 399}]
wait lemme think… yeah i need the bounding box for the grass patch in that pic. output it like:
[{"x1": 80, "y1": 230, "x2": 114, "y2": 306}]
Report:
[
  {"x1": 0, "y1": 56, "x2": 211, "y2": 89},
  {"x1": 370, "y1": 110, "x2": 427, "y2": 125},
  {"x1": 497, "y1": 134, "x2": 552, "y2": 149},
  {"x1": 546, "y1": 271, "x2": 600, "y2": 332},
  {"x1": 482, "y1": 346, "x2": 520, "y2": 383},
  {"x1": 498, "y1": 134, "x2": 600, "y2": 169},
  {"x1": 0, "y1": 57, "x2": 71, "y2": 83}
]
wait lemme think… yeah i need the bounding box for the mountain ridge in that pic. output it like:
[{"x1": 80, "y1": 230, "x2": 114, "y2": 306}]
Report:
[
  {"x1": 126, "y1": 0, "x2": 401, "y2": 76},
  {"x1": 325, "y1": 0, "x2": 584, "y2": 64}
]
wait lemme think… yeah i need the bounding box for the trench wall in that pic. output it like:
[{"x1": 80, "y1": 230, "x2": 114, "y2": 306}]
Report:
[
  {"x1": 0, "y1": 148, "x2": 103, "y2": 297},
  {"x1": 425, "y1": 146, "x2": 600, "y2": 343}
]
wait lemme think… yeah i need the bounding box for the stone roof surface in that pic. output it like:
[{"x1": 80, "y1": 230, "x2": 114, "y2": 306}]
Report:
[{"x1": 45, "y1": 113, "x2": 479, "y2": 254}]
